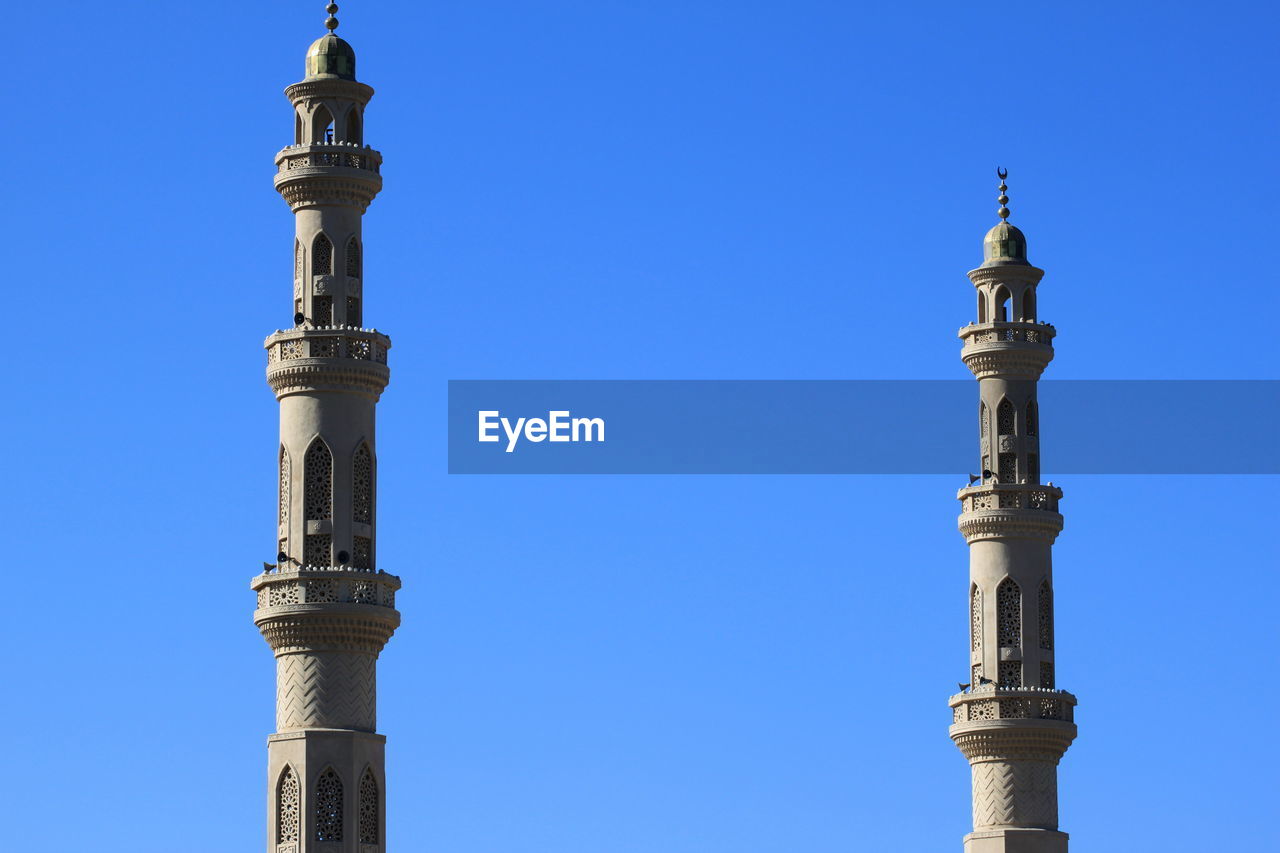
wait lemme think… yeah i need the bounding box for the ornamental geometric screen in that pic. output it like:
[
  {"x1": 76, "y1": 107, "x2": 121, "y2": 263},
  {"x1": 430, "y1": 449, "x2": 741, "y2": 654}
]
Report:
[
  {"x1": 313, "y1": 232, "x2": 333, "y2": 277},
  {"x1": 1040, "y1": 660, "x2": 1055, "y2": 689},
  {"x1": 346, "y1": 295, "x2": 361, "y2": 327},
  {"x1": 980, "y1": 401, "x2": 989, "y2": 438},
  {"x1": 313, "y1": 295, "x2": 333, "y2": 327},
  {"x1": 304, "y1": 439, "x2": 332, "y2": 520},
  {"x1": 346, "y1": 236, "x2": 361, "y2": 278},
  {"x1": 353, "y1": 443, "x2": 372, "y2": 524},
  {"x1": 997, "y1": 399, "x2": 1015, "y2": 435},
  {"x1": 1026, "y1": 400, "x2": 1038, "y2": 436},
  {"x1": 279, "y1": 446, "x2": 290, "y2": 527},
  {"x1": 998, "y1": 659, "x2": 1022, "y2": 688},
  {"x1": 294, "y1": 239, "x2": 303, "y2": 283},
  {"x1": 358, "y1": 769, "x2": 379, "y2": 844},
  {"x1": 277, "y1": 766, "x2": 300, "y2": 844},
  {"x1": 998, "y1": 452, "x2": 1017, "y2": 484},
  {"x1": 970, "y1": 584, "x2": 982, "y2": 652},
  {"x1": 1039, "y1": 580, "x2": 1054, "y2": 650},
  {"x1": 997, "y1": 578, "x2": 1021, "y2": 647},
  {"x1": 315, "y1": 767, "x2": 344, "y2": 842}
]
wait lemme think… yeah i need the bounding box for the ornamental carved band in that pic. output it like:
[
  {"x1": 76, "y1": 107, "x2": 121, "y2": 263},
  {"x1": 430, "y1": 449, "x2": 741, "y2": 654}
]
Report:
[
  {"x1": 971, "y1": 760, "x2": 1059, "y2": 830},
  {"x1": 276, "y1": 651, "x2": 377, "y2": 731}
]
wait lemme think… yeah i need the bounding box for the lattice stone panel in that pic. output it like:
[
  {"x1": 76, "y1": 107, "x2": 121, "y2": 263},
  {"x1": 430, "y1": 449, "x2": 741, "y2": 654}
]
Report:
[
  {"x1": 1026, "y1": 400, "x2": 1038, "y2": 435},
  {"x1": 969, "y1": 700, "x2": 998, "y2": 721},
  {"x1": 281, "y1": 340, "x2": 305, "y2": 360},
  {"x1": 1039, "y1": 581, "x2": 1054, "y2": 649},
  {"x1": 997, "y1": 399, "x2": 1015, "y2": 435},
  {"x1": 997, "y1": 579, "x2": 1021, "y2": 647},
  {"x1": 304, "y1": 534, "x2": 331, "y2": 566},
  {"x1": 310, "y1": 335, "x2": 339, "y2": 358},
  {"x1": 315, "y1": 767, "x2": 344, "y2": 842},
  {"x1": 347, "y1": 296, "x2": 361, "y2": 327},
  {"x1": 313, "y1": 296, "x2": 333, "y2": 327},
  {"x1": 313, "y1": 233, "x2": 333, "y2": 276},
  {"x1": 970, "y1": 586, "x2": 982, "y2": 652},
  {"x1": 279, "y1": 446, "x2": 290, "y2": 526},
  {"x1": 346, "y1": 237, "x2": 361, "y2": 278},
  {"x1": 972, "y1": 663, "x2": 983, "y2": 687},
  {"x1": 353, "y1": 444, "x2": 372, "y2": 524},
  {"x1": 269, "y1": 581, "x2": 302, "y2": 607},
  {"x1": 998, "y1": 453, "x2": 1018, "y2": 485},
  {"x1": 353, "y1": 536, "x2": 372, "y2": 570},
  {"x1": 303, "y1": 578, "x2": 338, "y2": 603},
  {"x1": 305, "y1": 440, "x2": 333, "y2": 520},
  {"x1": 998, "y1": 660, "x2": 1022, "y2": 688},
  {"x1": 1040, "y1": 661, "x2": 1055, "y2": 689},
  {"x1": 359, "y1": 770, "x2": 379, "y2": 844},
  {"x1": 277, "y1": 766, "x2": 300, "y2": 843}
]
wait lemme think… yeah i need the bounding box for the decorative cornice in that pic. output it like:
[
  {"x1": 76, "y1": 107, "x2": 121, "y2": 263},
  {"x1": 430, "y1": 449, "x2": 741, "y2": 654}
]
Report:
[
  {"x1": 960, "y1": 344, "x2": 1054, "y2": 380},
  {"x1": 266, "y1": 359, "x2": 391, "y2": 400},
  {"x1": 274, "y1": 172, "x2": 382, "y2": 211},
  {"x1": 958, "y1": 508, "x2": 1064, "y2": 543},
  {"x1": 950, "y1": 719, "x2": 1077, "y2": 762},
  {"x1": 967, "y1": 264, "x2": 1045, "y2": 287},
  {"x1": 284, "y1": 78, "x2": 376, "y2": 106},
  {"x1": 254, "y1": 606, "x2": 400, "y2": 654}
]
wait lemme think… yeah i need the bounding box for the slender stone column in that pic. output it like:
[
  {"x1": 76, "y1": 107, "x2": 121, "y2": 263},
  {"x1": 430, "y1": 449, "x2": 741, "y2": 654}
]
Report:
[
  {"x1": 948, "y1": 173, "x2": 1077, "y2": 853},
  {"x1": 251, "y1": 7, "x2": 400, "y2": 852}
]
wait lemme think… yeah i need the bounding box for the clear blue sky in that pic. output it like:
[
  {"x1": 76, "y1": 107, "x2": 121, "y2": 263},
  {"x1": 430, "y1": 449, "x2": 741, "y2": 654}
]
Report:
[{"x1": 7, "y1": 2, "x2": 1278, "y2": 851}]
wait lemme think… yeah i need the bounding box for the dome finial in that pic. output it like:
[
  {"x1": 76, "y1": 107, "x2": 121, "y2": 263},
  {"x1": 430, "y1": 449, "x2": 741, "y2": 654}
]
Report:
[
  {"x1": 996, "y1": 167, "x2": 1010, "y2": 221},
  {"x1": 325, "y1": 2, "x2": 340, "y2": 33}
]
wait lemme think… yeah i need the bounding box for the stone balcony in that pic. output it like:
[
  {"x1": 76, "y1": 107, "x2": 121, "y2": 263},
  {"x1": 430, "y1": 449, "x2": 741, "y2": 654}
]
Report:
[
  {"x1": 949, "y1": 686, "x2": 1077, "y2": 725},
  {"x1": 275, "y1": 142, "x2": 382, "y2": 175},
  {"x1": 251, "y1": 567, "x2": 402, "y2": 656},
  {"x1": 956, "y1": 483, "x2": 1064, "y2": 543},
  {"x1": 958, "y1": 321, "x2": 1056, "y2": 379},
  {"x1": 264, "y1": 326, "x2": 391, "y2": 400},
  {"x1": 273, "y1": 142, "x2": 383, "y2": 211}
]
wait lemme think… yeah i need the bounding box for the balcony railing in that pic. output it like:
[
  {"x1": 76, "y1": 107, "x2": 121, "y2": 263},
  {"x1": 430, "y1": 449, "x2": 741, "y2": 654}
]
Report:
[
  {"x1": 957, "y1": 483, "x2": 1061, "y2": 513},
  {"x1": 275, "y1": 142, "x2": 382, "y2": 175},
  {"x1": 959, "y1": 321, "x2": 1056, "y2": 346},
  {"x1": 949, "y1": 686, "x2": 1076, "y2": 724},
  {"x1": 266, "y1": 327, "x2": 389, "y2": 365}
]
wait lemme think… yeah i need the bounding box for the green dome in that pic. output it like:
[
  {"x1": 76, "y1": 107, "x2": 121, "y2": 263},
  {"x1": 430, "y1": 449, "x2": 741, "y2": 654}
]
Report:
[
  {"x1": 306, "y1": 34, "x2": 356, "y2": 80},
  {"x1": 982, "y1": 221, "x2": 1029, "y2": 266}
]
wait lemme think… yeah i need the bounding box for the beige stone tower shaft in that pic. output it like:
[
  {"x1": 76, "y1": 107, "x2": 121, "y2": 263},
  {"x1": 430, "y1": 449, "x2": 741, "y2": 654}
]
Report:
[
  {"x1": 250, "y1": 11, "x2": 400, "y2": 853},
  {"x1": 947, "y1": 177, "x2": 1078, "y2": 853}
]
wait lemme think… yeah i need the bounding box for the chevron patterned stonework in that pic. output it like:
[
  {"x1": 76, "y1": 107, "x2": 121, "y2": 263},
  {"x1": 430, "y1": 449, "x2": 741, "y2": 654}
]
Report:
[
  {"x1": 277, "y1": 652, "x2": 377, "y2": 731},
  {"x1": 251, "y1": 8, "x2": 402, "y2": 852},
  {"x1": 948, "y1": 175, "x2": 1078, "y2": 853}
]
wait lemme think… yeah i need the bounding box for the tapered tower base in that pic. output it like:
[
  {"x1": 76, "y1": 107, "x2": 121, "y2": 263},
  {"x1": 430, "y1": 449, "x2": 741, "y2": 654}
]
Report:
[{"x1": 964, "y1": 828, "x2": 1068, "y2": 853}]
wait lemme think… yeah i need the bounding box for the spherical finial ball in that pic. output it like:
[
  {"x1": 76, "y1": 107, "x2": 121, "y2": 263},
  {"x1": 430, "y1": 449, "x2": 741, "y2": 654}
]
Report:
[
  {"x1": 998, "y1": 194, "x2": 1009, "y2": 205},
  {"x1": 327, "y1": 3, "x2": 339, "y2": 13},
  {"x1": 998, "y1": 206, "x2": 1010, "y2": 220},
  {"x1": 325, "y1": 15, "x2": 339, "y2": 31}
]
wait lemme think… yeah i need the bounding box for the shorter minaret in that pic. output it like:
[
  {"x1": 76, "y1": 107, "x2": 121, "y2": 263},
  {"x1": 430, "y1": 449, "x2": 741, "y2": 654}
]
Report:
[{"x1": 947, "y1": 172, "x2": 1078, "y2": 853}]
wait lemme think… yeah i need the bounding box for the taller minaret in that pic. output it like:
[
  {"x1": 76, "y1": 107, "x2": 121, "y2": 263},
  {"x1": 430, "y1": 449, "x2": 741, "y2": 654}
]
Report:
[
  {"x1": 251, "y1": 5, "x2": 400, "y2": 852},
  {"x1": 947, "y1": 172, "x2": 1078, "y2": 853}
]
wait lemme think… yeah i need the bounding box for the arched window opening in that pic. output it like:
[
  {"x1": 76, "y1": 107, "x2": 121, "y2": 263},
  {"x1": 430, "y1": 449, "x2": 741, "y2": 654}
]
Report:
[
  {"x1": 1026, "y1": 400, "x2": 1037, "y2": 436},
  {"x1": 277, "y1": 766, "x2": 300, "y2": 844},
  {"x1": 977, "y1": 291, "x2": 987, "y2": 324},
  {"x1": 1038, "y1": 580, "x2": 1053, "y2": 650},
  {"x1": 313, "y1": 104, "x2": 335, "y2": 144},
  {"x1": 358, "y1": 769, "x2": 379, "y2": 845},
  {"x1": 997, "y1": 399, "x2": 1015, "y2": 435},
  {"x1": 970, "y1": 584, "x2": 982, "y2": 653},
  {"x1": 294, "y1": 239, "x2": 303, "y2": 284},
  {"x1": 313, "y1": 233, "x2": 333, "y2": 277},
  {"x1": 304, "y1": 439, "x2": 333, "y2": 521},
  {"x1": 993, "y1": 286, "x2": 1010, "y2": 322},
  {"x1": 997, "y1": 578, "x2": 1021, "y2": 647},
  {"x1": 294, "y1": 111, "x2": 304, "y2": 145},
  {"x1": 304, "y1": 438, "x2": 332, "y2": 566},
  {"x1": 1021, "y1": 287, "x2": 1036, "y2": 321},
  {"x1": 980, "y1": 401, "x2": 989, "y2": 439},
  {"x1": 315, "y1": 767, "x2": 344, "y2": 842},
  {"x1": 346, "y1": 108, "x2": 363, "y2": 145}
]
